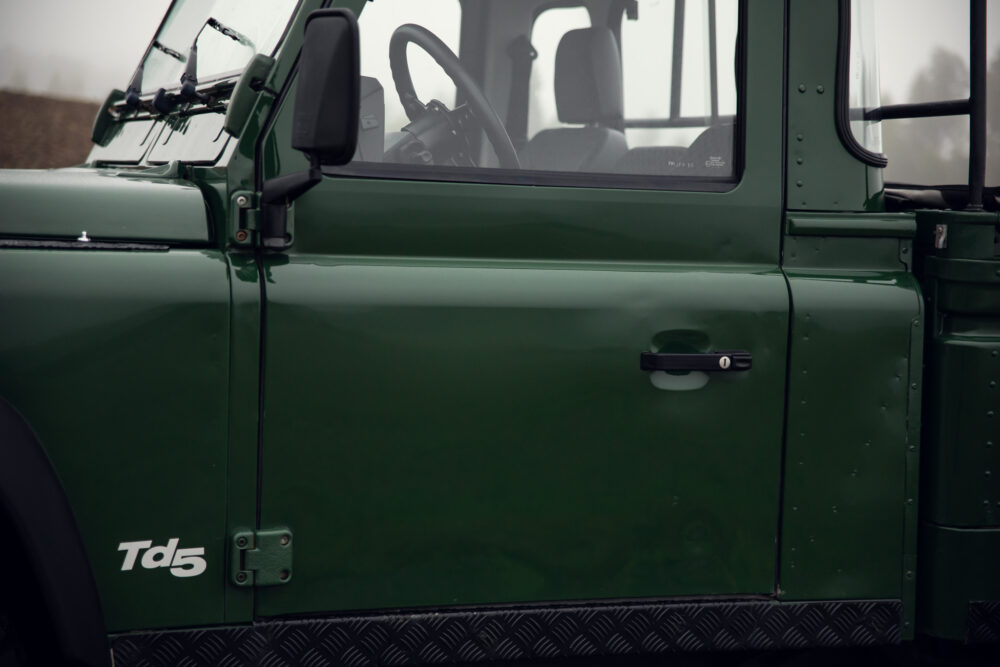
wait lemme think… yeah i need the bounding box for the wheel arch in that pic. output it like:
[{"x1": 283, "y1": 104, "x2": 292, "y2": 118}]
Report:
[{"x1": 0, "y1": 397, "x2": 109, "y2": 667}]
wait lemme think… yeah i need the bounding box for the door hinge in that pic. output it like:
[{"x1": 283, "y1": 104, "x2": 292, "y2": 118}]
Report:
[{"x1": 231, "y1": 528, "x2": 293, "y2": 587}]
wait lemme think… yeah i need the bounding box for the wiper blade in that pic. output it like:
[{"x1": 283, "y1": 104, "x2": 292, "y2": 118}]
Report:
[
  {"x1": 152, "y1": 40, "x2": 186, "y2": 62},
  {"x1": 207, "y1": 17, "x2": 254, "y2": 49}
]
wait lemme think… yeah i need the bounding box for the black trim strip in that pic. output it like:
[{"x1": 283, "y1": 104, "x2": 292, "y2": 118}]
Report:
[
  {"x1": 110, "y1": 598, "x2": 902, "y2": 666},
  {"x1": 326, "y1": 161, "x2": 738, "y2": 192},
  {"x1": 0, "y1": 240, "x2": 170, "y2": 252},
  {"x1": 834, "y1": 0, "x2": 888, "y2": 168}
]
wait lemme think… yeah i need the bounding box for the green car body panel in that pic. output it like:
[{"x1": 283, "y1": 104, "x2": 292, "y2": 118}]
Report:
[{"x1": 0, "y1": 0, "x2": 996, "y2": 662}]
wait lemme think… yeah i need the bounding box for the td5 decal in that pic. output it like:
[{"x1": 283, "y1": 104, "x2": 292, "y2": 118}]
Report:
[{"x1": 118, "y1": 539, "x2": 207, "y2": 578}]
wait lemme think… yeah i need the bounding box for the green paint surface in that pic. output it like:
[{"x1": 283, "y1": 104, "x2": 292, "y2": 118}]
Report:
[{"x1": 0, "y1": 250, "x2": 231, "y2": 631}]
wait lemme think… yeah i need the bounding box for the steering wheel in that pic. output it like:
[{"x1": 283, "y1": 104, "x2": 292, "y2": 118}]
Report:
[{"x1": 389, "y1": 24, "x2": 521, "y2": 169}]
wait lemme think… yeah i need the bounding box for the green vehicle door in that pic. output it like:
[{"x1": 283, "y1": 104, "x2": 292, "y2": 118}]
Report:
[{"x1": 255, "y1": 0, "x2": 789, "y2": 616}]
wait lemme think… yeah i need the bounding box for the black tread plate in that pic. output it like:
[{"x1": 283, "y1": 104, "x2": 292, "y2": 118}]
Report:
[
  {"x1": 111, "y1": 599, "x2": 901, "y2": 666},
  {"x1": 968, "y1": 601, "x2": 1000, "y2": 643}
]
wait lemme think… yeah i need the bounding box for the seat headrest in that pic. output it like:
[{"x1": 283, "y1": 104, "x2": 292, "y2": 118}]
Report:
[{"x1": 555, "y1": 27, "x2": 624, "y2": 126}]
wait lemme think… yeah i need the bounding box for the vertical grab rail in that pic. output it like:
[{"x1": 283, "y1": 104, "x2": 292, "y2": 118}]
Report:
[{"x1": 967, "y1": 0, "x2": 987, "y2": 210}]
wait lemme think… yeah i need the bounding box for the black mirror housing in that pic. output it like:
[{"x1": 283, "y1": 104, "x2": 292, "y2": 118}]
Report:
[{"x1": 292, "y1": 8, "x2": 361, "y2": 166}]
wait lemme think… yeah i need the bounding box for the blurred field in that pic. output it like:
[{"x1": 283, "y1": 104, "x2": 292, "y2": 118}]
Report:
[{"x1": 0, "y1": 90, "x2": 99, "y2": 169}]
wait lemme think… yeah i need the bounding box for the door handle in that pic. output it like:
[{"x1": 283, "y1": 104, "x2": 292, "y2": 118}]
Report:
[{"x1": 640, "y1": 350, "x2": 752, "y2": 372}]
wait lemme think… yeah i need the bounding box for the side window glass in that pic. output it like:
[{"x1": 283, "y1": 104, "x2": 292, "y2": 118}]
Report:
[
  {"x1": 348, "y1": 0, "x2": 741, "y2": 188},
  {"x1": 356, "y1": 0, "x2": 461, "y2": 162},
  {"x1": 618, "y1": 0, "x2": 739, "y2": 177}
]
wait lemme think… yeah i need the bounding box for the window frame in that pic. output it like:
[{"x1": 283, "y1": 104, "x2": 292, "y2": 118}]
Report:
[{"x1": 328, "y1": 0, "x2": 748, "y2": 192}]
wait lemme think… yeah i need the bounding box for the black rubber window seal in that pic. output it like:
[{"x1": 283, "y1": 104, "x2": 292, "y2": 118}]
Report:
[{"x1": 835, "y1": 0, "x2": 888, "y2": 168}]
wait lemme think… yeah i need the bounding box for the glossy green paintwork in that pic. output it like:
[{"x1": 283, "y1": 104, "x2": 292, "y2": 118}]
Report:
[
  {"x1": 0, "y1": 0, "x2": 994, "y2": 645},
  {"x1": 258, "y1": 257, "x2": 789, "y2": 613},
  {"x1": 252, "y1": 0, "x2": 790, "y2": 618},
  {"x1": 0, "y1": 250, "x2": 231, "y2": 631},
  {"x1": 915, "y1": 208, "x2": 1000, "y2": 640},
  {"x1": 779, "y1": 223, "x2": 923, "y2": 634},
  {"x1": 786, "y1": 213, "x2": 917, "y2": 238},
  {"x1": 0, "y1": 168, "x2": 209, "y2": 243},
  {"x1": 223, "y1": 252, "x2": 262, "y2": 622},
  {"x1": 786, "y1": 0, "x2": 882, "y2": 213}
]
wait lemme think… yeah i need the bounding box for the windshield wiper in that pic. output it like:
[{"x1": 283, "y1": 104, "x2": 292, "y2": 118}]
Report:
[
  {"x1": 151, "y1": 16, "x2": 254, "y2": 114},
  {"x1": 124, "y1": 41, "x2": 185, "y2": 109},
  {"x1": 206, "y1": 17, "x2": 253, "y2": 48},
  {"x1": 152, "y1": 40, "x2": 186, "y2": 62}
]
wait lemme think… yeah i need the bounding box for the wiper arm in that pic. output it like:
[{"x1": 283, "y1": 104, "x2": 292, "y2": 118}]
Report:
[
  {"x1": 153, "y1": 17, "x2": 254, "y2": 113},
  {"x1": 124, "y1": 41, "x2": 185, "y2": 109}
]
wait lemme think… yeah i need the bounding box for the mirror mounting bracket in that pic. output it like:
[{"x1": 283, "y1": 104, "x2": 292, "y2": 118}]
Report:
[{"x1": 259, "y1": 158, "x2": 322, "y2": 249}]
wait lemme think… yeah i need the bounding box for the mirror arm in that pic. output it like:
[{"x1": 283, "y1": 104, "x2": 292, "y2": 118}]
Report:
[{"x1": 259, "y1": 158, "x2": 323, "y2": 248}]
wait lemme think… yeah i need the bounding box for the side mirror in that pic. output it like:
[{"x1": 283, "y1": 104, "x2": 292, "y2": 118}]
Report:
[
  {"x1": 292, "y1": 8, "x2": 361, "y2": 166},
  {"x1": 259, "y1": 8, "x2": 360, "y2": 248}
]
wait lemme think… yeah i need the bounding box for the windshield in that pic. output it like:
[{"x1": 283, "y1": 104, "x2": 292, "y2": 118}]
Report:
[{"x1": 139, "y1": 0, "x2": 300, "y2": 94}]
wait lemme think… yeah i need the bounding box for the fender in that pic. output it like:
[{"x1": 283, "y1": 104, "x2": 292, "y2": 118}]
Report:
[{"x1": 0, "y1": 398, "x2": 109, "y2": 667}]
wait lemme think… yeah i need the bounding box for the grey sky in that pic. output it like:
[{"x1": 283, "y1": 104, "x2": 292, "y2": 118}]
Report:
[
  {"x1": 0, "y1": 0, "x2": 169, "y2": 101},
  {"x1": 0, "y1": 0, "x2": 996, "y2": 105}
]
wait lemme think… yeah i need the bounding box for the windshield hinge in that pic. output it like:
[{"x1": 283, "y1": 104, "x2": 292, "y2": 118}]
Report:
[{"x1": 231, "y1": 529, "x2": 293, "y2": 587}]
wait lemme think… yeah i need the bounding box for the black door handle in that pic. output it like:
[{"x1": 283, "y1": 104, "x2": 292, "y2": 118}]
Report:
[{"x1": 640, "y1": 350, "x2": 752, "y2": 372}]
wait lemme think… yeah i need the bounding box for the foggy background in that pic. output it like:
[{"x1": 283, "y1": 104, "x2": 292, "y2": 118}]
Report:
[{"x1": 0, "y1": 0, "x2": 996, "y2": 184}]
